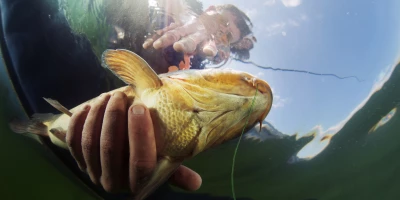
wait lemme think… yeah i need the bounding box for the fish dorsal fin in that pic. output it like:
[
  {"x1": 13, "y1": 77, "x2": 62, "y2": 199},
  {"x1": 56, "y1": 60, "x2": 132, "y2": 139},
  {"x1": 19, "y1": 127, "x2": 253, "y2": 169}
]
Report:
[{"x1": 101, "y1": 49, "x2": 162, "y2": 94}]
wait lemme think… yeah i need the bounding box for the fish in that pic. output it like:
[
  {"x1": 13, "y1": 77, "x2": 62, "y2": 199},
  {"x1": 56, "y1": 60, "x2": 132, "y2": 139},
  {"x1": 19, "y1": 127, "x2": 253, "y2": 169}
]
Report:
[{"x1": 9, "y1": 49, "x2": 273, "y2": 200}]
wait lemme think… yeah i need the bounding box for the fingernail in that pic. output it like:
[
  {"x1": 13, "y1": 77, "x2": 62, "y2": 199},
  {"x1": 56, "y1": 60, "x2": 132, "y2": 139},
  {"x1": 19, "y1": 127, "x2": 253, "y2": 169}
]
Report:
[
  {"x1": 153, "y1": 40, "x2": 162, "y2": 49},
  {"x1": 99, "y1": 93, "x2": 111, "y2": 100},
  {"x1": 173, "y1": 42, "x2": 184, "y2": 52},
  {"x1": 132, "y1": 105, "x2": 145, "y2": 115},
  {"x1": 112, "y1": 91, "x2": 126, "y2": 99},
  {"x1": 83, "y1": 105, "x2": 90, "y2": 111}
]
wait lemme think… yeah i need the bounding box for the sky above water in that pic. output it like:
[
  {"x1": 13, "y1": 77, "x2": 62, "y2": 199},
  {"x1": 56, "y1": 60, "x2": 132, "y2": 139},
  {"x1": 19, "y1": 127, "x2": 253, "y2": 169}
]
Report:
[{"x1": 201, "y1": 0, "x2": 400, "y2": 137}]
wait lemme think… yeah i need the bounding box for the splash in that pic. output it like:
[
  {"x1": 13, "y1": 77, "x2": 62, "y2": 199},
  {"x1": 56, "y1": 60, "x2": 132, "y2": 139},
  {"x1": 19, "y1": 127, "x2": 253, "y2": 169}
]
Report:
[
  {"x1": 288, "y1": 61, "x2": 398, "y2": 163},
  {"x1": 289, "y1": 126, "x2": 334, "y2": 163},
  {"x1": 368, "y1": 107, "x2": 397, "y2": 134}
]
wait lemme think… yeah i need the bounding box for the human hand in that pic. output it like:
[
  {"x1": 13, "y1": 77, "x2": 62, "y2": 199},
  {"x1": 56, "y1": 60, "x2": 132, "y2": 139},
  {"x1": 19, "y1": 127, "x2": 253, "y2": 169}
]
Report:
[
  {"x1": 142, "y1": 9, "x2": 232, "y2": 59},
  {"x1": 66, "y1": 91, "x2": 202, "y2": 193}
]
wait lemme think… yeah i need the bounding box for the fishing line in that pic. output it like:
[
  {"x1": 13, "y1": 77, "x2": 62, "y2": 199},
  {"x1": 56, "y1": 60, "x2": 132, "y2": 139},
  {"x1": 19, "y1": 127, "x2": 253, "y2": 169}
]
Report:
[
  {"x1": 231, "y1": 84, "x2": 258, "y2": 200},
  {"x1": 232, "y1": 58, "x2": 363, "y2": 82},
  {"x1": 207, "y1": 57, "x2": 363, "y2": 82}
]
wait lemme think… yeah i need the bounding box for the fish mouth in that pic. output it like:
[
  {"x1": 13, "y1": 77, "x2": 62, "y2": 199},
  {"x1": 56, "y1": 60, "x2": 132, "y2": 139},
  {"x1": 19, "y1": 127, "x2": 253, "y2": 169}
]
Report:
[
  {"x1": 169, "y1": 68, "x2": 273, "y2": 130},
  {"x1": 203, "y1": 70, "x2": 274, "y2": 124},
  {"x1": 240, "y1": 73, "x2": 272, "y2": 95},
  {"x1": 239, "y1": 73, "x2": 273, "y2": 129},
  {"x1": 254, "y1": 78, "x2": 273, "y2": 128}
]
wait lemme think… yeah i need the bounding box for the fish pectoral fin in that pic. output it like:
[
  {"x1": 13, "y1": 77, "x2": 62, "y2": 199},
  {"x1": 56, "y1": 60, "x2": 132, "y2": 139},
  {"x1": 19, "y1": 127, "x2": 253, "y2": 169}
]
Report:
[
  {"x1": 43, "y1": 98, "x2": 72, "y2": 117},
  {"x1": 49, "y1": 127, "x2": 68, "y2": 149},
  {"x1": 134, "y1": 157, "x2": 183, "y2": 200},
  {"x1": 101, "y1": 49, "x2": 162, "y2": 94},
  {"x1": 49, "y1": 127, "x2": 67, "y2": 143}
]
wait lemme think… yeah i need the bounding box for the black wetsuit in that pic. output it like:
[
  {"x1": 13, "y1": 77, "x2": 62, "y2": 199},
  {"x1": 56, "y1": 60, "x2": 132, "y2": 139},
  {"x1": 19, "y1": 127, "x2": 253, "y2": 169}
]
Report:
[{"x1": 0, "y1": 0, "x2": 113, "y2": 115}]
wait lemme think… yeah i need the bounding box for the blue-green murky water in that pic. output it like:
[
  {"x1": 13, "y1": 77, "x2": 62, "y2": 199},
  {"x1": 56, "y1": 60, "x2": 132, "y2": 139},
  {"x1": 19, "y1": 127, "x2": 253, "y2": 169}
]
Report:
[{"x1": 1, "y1": 0, "x2": 399, "y2": 199}]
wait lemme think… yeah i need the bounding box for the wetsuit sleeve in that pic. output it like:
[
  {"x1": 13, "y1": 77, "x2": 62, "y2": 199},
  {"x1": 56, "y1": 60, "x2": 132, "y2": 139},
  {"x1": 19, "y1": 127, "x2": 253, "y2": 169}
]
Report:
[{"x1": 0, "y1": 0, "x2": 111, "y2": 115}]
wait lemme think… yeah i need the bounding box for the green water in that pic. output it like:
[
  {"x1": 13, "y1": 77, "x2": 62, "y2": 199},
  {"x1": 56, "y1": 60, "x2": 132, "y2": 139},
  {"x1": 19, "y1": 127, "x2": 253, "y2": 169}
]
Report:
[
  {"x1": 183, "y1": 62, "x2": 400, "y2": 200},
  {"x1": 0, "y1": 54, "x2": 99, "y2": 199},
  {"x1": 1, "y1": 0, "x2": 400, "y2": 199},
  {"x1": 1, "y1": 60, "x2": 399, "y2": 199}
]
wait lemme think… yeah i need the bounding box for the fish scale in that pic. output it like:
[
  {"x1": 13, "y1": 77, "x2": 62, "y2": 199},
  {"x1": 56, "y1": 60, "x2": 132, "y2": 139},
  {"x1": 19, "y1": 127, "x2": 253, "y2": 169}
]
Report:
[{"x1": 155, "y1": 89, "x2": 200, "y2": 157}]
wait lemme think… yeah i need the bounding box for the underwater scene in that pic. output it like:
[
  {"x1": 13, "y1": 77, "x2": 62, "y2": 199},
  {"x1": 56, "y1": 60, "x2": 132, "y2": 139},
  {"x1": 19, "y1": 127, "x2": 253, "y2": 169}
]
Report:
[{"x1": 0, "y1": 0, "x2": 399, "y2": 199}]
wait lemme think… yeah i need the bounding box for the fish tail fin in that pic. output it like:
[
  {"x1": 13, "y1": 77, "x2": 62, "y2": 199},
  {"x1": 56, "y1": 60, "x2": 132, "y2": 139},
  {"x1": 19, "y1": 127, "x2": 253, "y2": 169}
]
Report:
[
  {"x1": 134, "y1": 157, "x2": 183, "y2": 200},
  {"x1": 43, "y1": 98, "x2": 73, "y2": 116},
  {"x1": 9, "y1": 118, "x2": 49, "y2": 137}
]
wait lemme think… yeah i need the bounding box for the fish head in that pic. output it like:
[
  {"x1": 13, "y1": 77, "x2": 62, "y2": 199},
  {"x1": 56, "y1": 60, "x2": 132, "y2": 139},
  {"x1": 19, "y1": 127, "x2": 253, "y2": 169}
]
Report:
[{"x1": 162, "y1": 68, "x2": 273, "y2": 156}]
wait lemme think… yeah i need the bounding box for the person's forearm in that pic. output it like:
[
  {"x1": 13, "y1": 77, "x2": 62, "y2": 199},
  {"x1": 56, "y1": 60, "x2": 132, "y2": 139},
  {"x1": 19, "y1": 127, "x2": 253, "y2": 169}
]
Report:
[{"x1": 0, "y1": 0, "x2": 110, "y2": 114}]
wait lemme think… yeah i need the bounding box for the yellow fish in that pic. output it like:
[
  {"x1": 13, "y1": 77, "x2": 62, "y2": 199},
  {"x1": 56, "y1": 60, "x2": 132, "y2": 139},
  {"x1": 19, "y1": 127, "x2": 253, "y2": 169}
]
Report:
[{"x1": 10, "y1": 49, "x2": 273, "y2": 200}]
